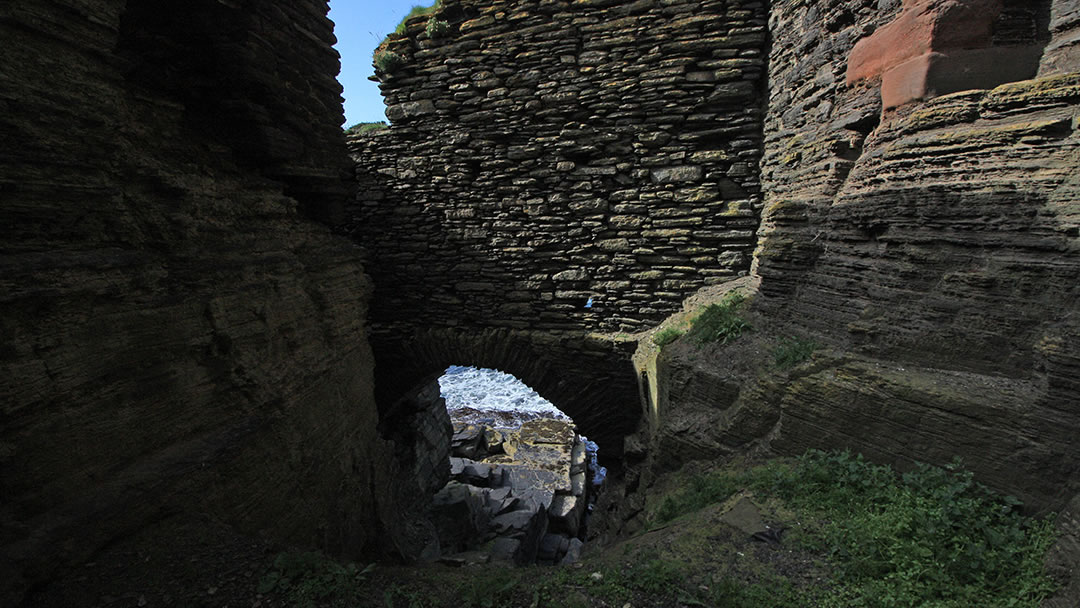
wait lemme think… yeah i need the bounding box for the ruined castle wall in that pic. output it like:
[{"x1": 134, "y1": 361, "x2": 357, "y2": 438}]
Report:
[
  {"x1": 0, "y1": 0, "x2": 384, "y2": 599},
  {"x1": 349, "y1": 0, "x2": 768, "y2": 335}
]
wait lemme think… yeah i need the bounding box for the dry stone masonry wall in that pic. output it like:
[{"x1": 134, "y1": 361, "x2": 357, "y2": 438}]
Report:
[{"x1": 349, "y1": 0, "x2": 769, "y2": 335}]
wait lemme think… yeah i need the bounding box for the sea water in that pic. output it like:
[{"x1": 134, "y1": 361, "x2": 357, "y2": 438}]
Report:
[{"x1": 438, "y1": 365, "x2": 607, "y2": 485}]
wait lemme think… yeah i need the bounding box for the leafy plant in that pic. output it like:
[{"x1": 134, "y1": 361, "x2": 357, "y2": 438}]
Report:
[
  {"x1": 374, "y1": 50, "x2": 407, "y2": 74},
  {"x1": 652, "y1": 327, "x2": 684, "y2": 347},
  {"x1": 426, "y1": 18, "x2": 451, "y2": 39},
  {"x1": 685, "y1": 292, "x2": 750, "y2": 345},
  {"x1": 773, "y1": 335, "x2": 817, "y2": 369}
]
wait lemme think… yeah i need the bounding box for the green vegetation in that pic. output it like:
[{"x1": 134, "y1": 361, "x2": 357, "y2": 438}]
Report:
[
  {"x1": 426, "y1": 18, "x2": 451, "y2": 39},
  {"x1": 257, "y1": 551, "x2": 374, "y2": 608},
  {"x1": 456, "y1": 570, "x2": 521, "y2": 608},
  {"x1": 769, "y1": 451, "x2": 1058, "y2": 607},
  {"x1": 394, "y1": 2, "x2": 443, "y2": 36},
  {"x1": 255, "y1": 451, "x2": 1058, "y2": 608},
  {"x1": 649, "y1": 450, "x2": 1059, "y2": 607},
  {"x1": 346, "y1": 121, "x2": 389, "y2": 135},
  {"x1": 773, "y1": 335, "x2": 817, "y2": 369},
  {"x1": 653, "y1": 469, "x2": 742, "y2": 524},
  {"x1": 685, "y1": 292, "x2": 750, "y2": 345},
  {"x1": 652, "y1": 327, "x2": 684, "y2": 347},
  {"x1": 374, "y1": 49, "x2": 407, "y2": 74}
]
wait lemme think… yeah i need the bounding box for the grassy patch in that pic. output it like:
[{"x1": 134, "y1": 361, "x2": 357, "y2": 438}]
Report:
[
  {"x1": 346, "y1": 121, "x2": 389, "y2": 135},
  {"x1": 773, "y1": 335, "x2": 817, "y2": 369},
  {"x1": 652, "y1": 327, "x2": 684, "y2": 347},
  {"x1": 752, "y1": 451, "x2": 1059, "y2": 607},
  {"x1": 634, "y1": 557, "x2": 686, "y2": 594},
  {"x1": 647, "y1": 451, "x2": 1058, "y2": 606},
  {"x1": 652, "y1": 472, "x2": 742, "y2": 524},
  {"x1": 456, "y1": 569, "x2": 521, "y2": 608},
  {"x1": 394, "y1": 3, "x2": 442, "y2": 35},
  {"x1": 685, "y1": 292, "x2": 750, "y2": 345},
  {"x1": 254, "y1": 452, "x2": 1057, "y2": 608}
]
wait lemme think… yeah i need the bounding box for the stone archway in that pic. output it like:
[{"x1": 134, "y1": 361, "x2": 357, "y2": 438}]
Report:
[{"x1": 370, "y1": 326, "x2": 639, "y2": 462}]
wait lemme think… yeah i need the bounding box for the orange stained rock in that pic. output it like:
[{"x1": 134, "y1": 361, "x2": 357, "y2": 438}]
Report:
[{"x1": 846, "y1": 0, "x2": 1004, "y2": 86}]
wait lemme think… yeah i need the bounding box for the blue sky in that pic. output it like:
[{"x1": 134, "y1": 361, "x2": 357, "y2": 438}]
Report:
[{"x1": 329, "y1": 0, "x2": 429, "y2": 127}]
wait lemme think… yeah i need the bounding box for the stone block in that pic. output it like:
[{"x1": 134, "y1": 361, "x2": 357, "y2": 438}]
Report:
[
  {"x1": 385, "y1": 100, "x2": 437, "y2": 122},
  {"x1": 846, "y1": 0, "x2": 1004, "y2": 85},
  {"x1": 651, "y1": 166, "x2": 704, "y2": 184},
  {"x1": 880, "y1": 46, "x2": 1044, "y2": 109}
]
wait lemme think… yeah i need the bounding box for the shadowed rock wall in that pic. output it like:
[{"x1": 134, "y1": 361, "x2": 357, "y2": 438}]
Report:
[
  {"x1": 0, "y1": 0, "x2": 385, "y2": 601},
  {"x1": 754, "y1": 0, "x2": 1078, "y2": 510},
  {"x1": 1042, "y1": 0, "x2": 1080, "y2": 75}
]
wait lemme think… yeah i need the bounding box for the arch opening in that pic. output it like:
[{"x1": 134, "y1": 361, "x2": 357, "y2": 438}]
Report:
[{"x1": 431, "y1": 365, "x2": 604, "y2": 565}]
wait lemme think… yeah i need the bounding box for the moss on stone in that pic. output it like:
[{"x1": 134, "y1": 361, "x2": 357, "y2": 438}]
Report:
[{"x1": 981, "y1": 72, "x2": 1080, "y2": 112}]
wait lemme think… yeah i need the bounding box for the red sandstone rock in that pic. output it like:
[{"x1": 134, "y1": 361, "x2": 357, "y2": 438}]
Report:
[
  {"x1": 880, "y1": 45, "x2": 1044, "y2": 108},
  {"x1": 847, "y1": 0, "x2": 1004, "y2": 86}
]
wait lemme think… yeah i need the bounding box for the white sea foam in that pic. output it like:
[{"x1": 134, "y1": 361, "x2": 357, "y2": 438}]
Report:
[{"x1": 438, "y1": 365, "x2": 569, "y2": 422}]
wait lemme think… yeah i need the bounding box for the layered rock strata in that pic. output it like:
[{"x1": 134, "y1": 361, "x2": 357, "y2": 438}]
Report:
[
  {"x1": 751, "y1": 0, "x2": 1079, "y2": 509},
  {"x1": 0, "y1": 0, "x2": 384, "y2": 602},
  {"x1": 608, "y1": 1, "x2": 1080, "y2": 597},
  {"x1": 847, "y1": 0, "x2": 1050, "y2": 109}
]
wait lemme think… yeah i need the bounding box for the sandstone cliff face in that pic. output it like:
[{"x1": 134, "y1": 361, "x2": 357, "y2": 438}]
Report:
[
  {"x1": 0, "y1": 1, "x2": 384, "y2": 601},
  {"x1": 751, "y1": 0, "x2": 1078, "y2": 511}
]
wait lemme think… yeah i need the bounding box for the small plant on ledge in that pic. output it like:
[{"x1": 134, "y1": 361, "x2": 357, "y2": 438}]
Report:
[
  {"x1": 773, "y1": 335, "x2": 817, "y2": 369},
  {"x1": 394, "y1": 1, "x2": 443, "y2": 36},
  {"x1": 652, "y1": 327, "x2": 684, "y2": 348},
  {"x1": 374, "y1": 49, "x2": 407, "y2": 74},
  {"x1": 426, "y1": 18, "x2": 451, "y2": 39},
  {"x1": 685, "y1": 292, "x2": 750, "y2": 345}
]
